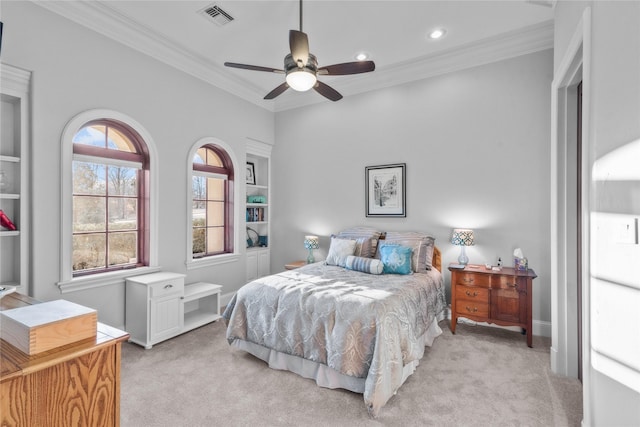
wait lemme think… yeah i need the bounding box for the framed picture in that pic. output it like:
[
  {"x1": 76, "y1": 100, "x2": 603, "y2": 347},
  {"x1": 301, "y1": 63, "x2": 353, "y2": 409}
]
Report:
[
  {"x1": 365, "y1": 163, "x2": 406, "y2": 217},
  {"x1": 246, "y1": 162, "x2": 256, "y2": 185}
]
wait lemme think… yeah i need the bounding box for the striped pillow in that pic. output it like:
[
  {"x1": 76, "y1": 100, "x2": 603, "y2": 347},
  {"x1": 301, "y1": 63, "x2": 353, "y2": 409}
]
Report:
[
  {"x1": 337, "y1": 227, "x2": 384, "y2": 258},
  {"x1": 381, "y1": 231, "x2": 435, "y2": 272},
  {"x1": 345, "y1": 255, "x2": 384, "y2": 275}
]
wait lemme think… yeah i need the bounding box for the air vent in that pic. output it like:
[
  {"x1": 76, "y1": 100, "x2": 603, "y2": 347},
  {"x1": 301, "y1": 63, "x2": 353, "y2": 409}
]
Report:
[{"x1": 199, "y1": 4, "x2": 234, "y2": 26}]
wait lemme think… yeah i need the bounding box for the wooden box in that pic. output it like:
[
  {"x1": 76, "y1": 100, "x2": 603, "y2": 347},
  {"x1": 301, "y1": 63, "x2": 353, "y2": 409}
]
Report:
[{"x1": 0, "y1": 299, "x2": 97, "y2": 355}]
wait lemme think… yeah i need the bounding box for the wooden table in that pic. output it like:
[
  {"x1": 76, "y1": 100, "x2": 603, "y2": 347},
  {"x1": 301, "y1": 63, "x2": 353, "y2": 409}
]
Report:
[
  {"x1": 449, "y1": 264, "x2": 537, "y2": 347},
  {"x1": 1, "y1": 293, "x2": 129, "y2": 426},
  {"x1": 284, "y1": 260, "x2": 307, "y2": 270}
]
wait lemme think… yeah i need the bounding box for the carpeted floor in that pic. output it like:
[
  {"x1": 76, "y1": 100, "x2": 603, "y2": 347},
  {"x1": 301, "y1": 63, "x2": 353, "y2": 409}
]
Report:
[{"x1": 120, "y1": 319, "x2": 583, "y2": 426}]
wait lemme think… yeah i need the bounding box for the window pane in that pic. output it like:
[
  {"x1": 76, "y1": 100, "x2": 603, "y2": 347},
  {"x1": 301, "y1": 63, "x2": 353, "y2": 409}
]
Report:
[
  {"x1": 73, "y1": 233, "x2": 106, "y2": 271},
  {"x1": 108, "y1": 232, "x2": 137, "y2": 266},
  {"x1": 207, "y1": 227, "x2": 224, "y2": 253},
  {"x1": 206, "y1": 149, "x2": 223, "y2": 167},
  {"x1": 192, "y1": 176, "x2": 206, "y2": 200},
  {"x1": 207, "y1": 201, "x2": 225, "y2": 227},
  {"x1": 73, "y1": 196, "x2": 106, "y2": 232},
  {"x1": 108, "y1": 166, "x2": 137, "y2": 196},
  {"x1": 109, "y1": 198, "x2": 137, "y2": 230},
  {"x1": 193, "y1": 228, "x2": 206, "y2": 256},
  {"x1": 194, "y1": 148, "x2": 207, "y2": 165},
  {"x1": 207, "y1": 177, "x2": 225, "y2": 200},
  {"x1": 193, "y1": 201, "x2": 205, "y2": 227},
  {"x1": 73, "y1": 161, "x2": 106, "y2": 195},
  {"x1": 107, "y1": 127, "x2": 137, "y2": 152},
  {"x1": 73, "y1": 125, "x2": 106, "y2": 147}
]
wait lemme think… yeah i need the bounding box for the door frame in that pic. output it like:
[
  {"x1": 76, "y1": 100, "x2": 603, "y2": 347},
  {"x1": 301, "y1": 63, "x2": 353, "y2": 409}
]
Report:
[{"x1": 550, "y1": 6, "x2": 591, "y2": 424}]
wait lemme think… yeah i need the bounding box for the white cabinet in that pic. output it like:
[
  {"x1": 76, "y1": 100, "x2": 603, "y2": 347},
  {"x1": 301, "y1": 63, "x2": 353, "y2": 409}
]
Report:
[
  {"x1": 0, "y1": 64, "x2": 31, "y2": 294},
  {"x1": 125, "y1": 272, "x2": 222, "y2": 349},
  {"x1": 246, "y1": 140, "x2": 272, "y2": 281},
  {"x1": 246, "y1": 247, "x2": 270, "y2": 282}
]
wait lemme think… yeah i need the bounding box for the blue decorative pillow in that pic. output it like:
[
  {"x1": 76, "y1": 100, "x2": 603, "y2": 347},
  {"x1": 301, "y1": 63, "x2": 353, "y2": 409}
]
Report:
[
  {"x1": 345, "y1": 255, "x2": 384, "y2": 275},
  {"x1": 379, "y1": 244, "x2": 413, "y2": 275}
]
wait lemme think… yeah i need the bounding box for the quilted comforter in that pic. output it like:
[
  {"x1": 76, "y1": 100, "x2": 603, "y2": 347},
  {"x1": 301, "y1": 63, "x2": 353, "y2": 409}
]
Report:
[{"x1": 223, "y1": 262, "x2": 446, "y2": 416}]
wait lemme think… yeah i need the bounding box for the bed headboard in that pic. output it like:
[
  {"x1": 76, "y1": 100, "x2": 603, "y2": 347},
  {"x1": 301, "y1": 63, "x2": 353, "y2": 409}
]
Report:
[{"x1": 432, "y1": 246, "x2": 441, "y2": 273}]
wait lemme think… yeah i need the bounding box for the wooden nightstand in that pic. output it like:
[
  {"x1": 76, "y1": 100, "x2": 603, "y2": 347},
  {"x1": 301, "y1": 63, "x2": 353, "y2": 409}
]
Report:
[
  {"x1": 285, "y1": 260, "x2": 307, "y2": 270},
  {"x1": 449, "y1": 264, "x2": 537, "y2": 347}
]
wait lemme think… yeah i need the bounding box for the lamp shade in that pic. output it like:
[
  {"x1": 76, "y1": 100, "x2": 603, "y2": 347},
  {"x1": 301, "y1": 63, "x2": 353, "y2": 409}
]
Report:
[
  {"x1": 451, "y1": 229, "x2": 474, "y2": 246},
  {"x1": 304, "y1": 235, "x2": 319, "y2": 249}
]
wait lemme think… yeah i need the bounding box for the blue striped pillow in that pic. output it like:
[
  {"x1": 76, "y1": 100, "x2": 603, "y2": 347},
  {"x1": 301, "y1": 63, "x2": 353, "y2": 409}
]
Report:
[{"x1": 345, "y1": 255, "x2": 384, "y2": 275}]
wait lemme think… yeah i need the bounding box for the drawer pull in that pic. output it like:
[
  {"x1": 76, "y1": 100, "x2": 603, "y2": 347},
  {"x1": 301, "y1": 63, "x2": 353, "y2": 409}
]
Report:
[
  {"x1": 465, "y1": 290, "x2": 479, "y2": 297},
  {"x1": 465, "y1": 306, "x2": 478, "y2": 313},
  {"x1": 463, "y1": 277, "x2": 474, "y2": 284},
  {"x1": 164, "y1": 284, "x2": 173, "y2": 289},
  {"x1": 508, "y1": 283, "x2": 518, "y2": 290}
]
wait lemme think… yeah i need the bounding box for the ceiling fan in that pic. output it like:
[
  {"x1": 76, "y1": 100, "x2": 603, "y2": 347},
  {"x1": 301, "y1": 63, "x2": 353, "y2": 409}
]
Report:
[{"x1": 224, "y1": 0, "x2": 375, "y2": 101}]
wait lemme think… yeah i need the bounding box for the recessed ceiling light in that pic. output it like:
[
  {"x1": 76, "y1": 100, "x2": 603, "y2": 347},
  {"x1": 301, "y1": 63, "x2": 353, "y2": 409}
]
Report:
[
  {"x1": 355, "y1": 52, "x2": 369, "y2": 61},
  {"x1": 429, "y1": 28, "x2": 447, "y2": 40}
]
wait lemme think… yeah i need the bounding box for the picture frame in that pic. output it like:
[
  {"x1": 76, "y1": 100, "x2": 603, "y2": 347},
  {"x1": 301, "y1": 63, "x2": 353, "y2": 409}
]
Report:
[
  {"x1": 246, "y1": 162, "x2": 256, "y2": 185},
  {"x1": 365, "y1": 163, "x2": 406, "y2": 217}
]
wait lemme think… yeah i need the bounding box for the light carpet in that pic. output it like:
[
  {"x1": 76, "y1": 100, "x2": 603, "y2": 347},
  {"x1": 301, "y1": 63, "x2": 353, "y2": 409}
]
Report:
[{"x1": 120, "y1": 319, "x2": 582, "y2": 426}]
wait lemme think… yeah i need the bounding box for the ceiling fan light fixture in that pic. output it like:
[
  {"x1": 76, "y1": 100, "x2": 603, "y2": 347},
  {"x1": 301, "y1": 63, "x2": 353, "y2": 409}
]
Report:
[
  {"x1": 286, "y1": 70, "x2": 317, "y2": 91},
  {"x1": 284, "y1": 52, "x2": 318, "y2": 92}
]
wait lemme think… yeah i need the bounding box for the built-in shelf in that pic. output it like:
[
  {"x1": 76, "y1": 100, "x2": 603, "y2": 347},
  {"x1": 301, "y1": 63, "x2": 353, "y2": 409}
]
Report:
[
  {"x1": 246, "y1": 140, "x2": 272, "y2": 282},
  {"x1": 1, "y1": 64, "x2": 31, "y2": 294},
  {"x1": 0, "y1": 155, "x2": 20, "y2": 163}
]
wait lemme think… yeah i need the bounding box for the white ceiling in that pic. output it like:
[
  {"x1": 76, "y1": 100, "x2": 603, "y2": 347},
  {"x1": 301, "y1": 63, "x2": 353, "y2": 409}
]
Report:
[{"x1": 34, "y1": 0, "x2": 554, "y2": 112}]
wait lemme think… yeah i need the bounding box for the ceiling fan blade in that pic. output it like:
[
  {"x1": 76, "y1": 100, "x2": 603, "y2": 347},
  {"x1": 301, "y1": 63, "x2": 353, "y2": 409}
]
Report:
[
  {"x1": 289, "y1": 30, "x2": 309, "y2": 66},
  {"x1": 224, "y1": 62, "x2": 284, "y2": 74},
  {"x1": 314, "y1": 81, "x2": 343, "y2": 102},
  {"x1": 317, "y1": 61, "x2": 376, "y2": 76},
  {"x1": 264, "y1": 82, "x2": 290, "y2": 100}
]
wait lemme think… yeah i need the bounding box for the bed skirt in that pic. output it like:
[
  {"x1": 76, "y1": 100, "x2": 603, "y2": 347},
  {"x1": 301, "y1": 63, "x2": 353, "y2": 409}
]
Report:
[{"x1": 230, "y1": 312, "x2": 444, "y2": 405}]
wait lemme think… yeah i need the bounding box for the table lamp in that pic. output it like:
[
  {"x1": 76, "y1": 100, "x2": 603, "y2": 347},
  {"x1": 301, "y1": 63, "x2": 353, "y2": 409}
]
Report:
[
  {"x1": 451, "y1": 228, "x2": 474, "y2": 265},
  {"x1": 304, "y1": 235, "x2": 319, "y2": 264}
]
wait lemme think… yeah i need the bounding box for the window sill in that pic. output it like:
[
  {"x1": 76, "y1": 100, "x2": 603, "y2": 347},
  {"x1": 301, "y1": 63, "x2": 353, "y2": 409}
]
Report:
[
  {"x1": 186, "y1": 253, "x2": 240, "y2": 270},
  {"x1": 57, "y1": 266, "x2": 162, "y2": 294}
]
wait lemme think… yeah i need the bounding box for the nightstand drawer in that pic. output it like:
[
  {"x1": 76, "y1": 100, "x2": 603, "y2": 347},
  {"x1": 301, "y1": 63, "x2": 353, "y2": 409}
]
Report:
[
  {"x1": 149, "y1": 280, "x2": 184, "y2": 298},
  {"x1": 492, "y1": 275, "x2": 528, "y2": 291},
  {"x1": 454, "y1": 272, "x2": 491, "y2": 287},
  {"x1": 455, "y1": 286, "x2": 489, "y2": 303},
  {"x1": 456, "y1": 301, "x2": 489, "y2": 317}
]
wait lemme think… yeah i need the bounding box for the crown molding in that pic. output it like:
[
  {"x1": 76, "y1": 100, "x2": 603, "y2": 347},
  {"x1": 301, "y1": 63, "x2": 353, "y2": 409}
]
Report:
[
  {"x1": 32, "y1": 1, "x2": 552, "y2": 113},
  {"x1": 273, "y1": 20, "x2": 554, "y2": 112},
  {"x1": 32, "y1": 1, "x2": 271, "y2": 110}
]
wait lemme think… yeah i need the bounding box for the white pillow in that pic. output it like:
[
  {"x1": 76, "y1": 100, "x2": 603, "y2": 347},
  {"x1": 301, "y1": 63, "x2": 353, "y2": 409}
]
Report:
[{"x1": 325, "y1": 237, "x2": 357, "y2": 267}]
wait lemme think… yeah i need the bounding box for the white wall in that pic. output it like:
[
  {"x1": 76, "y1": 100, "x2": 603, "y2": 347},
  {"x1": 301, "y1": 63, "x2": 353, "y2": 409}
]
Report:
[
  {"x1": 1, "y1": 2, "x2": 274, "y2": 328},
  {"x1": 272, "y1": 49, "x2": 554, "y2": 332},
  {"x1": 554, "y1": 1, "x2": 640, "y2": 424}
]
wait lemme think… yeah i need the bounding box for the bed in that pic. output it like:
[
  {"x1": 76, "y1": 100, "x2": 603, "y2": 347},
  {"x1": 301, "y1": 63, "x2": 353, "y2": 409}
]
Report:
[{"x1": 223, "y1": 228, "x2": 447, "y2": 417}]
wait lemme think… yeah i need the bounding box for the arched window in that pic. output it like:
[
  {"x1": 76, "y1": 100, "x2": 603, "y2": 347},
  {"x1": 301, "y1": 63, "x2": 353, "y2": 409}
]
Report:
[
  {"x1": 192, "y1": 144, "x2": 234, "y2": 257},
  {"x1": 71, "y1": 120, "x2": 149, "y2": 275}
]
